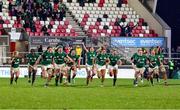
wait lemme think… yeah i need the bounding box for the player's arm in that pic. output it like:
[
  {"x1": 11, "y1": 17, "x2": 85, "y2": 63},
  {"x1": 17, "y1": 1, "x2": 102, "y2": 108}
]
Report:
[
  {"x1": 146, "y1": 57, "x2": 150, "y2": 64},
  {"x1": 118, "y1": 60, "x2": 122, "y2": 66},
  {"x1": 146, "y1": 57, "x2": 151, "y2": 68},
  {"x1": 34, "y1": 54, "x2": 42, "y2": 66},
  {"x1": 106, "y1": 54, "x2": 110, "y2": 65},
  {"x1": 131, "y1": 57, "x2": 135, "y2": 68},
  {"x1": 66, "y1": 55, "x2": 74, "y2": 63},
  {"x1": 96, "y1": 47, "x2": 102, "y2": 53},
  {"x1": 118, "y1": 57, "x2": 123, "y2": 66},
  {"x1": 52, "y1": 55, "x2": 56, "y2": 66},
  {"x1": 130, "y1": 55, "x2": 135, "y2": 63},
  {"x1": 82, "y1": 43, "x2": 89, "y2": 53},
  {"x1": 94, "y1": 54, "x2": 100, "y2": 65},
  {"x1": 10, "y1": 57, "x2": 15, "y2": 64},
  {"x1": 26, "y1": 54, "x2": 29, "y2": 64},
  {"x1": 158, "y1": 56, "x2": 164, "y2": 65}
]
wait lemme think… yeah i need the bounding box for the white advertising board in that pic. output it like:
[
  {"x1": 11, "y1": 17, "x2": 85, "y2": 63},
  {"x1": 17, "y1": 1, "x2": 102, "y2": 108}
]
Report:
[{"x1": 0, "y1": 67, "x2": 135, "y2": 79}]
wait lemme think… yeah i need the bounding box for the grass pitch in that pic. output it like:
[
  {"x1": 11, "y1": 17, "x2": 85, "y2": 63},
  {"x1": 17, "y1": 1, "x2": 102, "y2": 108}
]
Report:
[{"x1": 0, "y1": 78, "x2": 180, "y2": 109}]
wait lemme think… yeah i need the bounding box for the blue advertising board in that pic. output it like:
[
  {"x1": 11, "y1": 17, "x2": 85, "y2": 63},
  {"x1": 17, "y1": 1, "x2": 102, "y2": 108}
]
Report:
[{"x1": 111, "y1": 37, "x2": 165, "y2": 47}]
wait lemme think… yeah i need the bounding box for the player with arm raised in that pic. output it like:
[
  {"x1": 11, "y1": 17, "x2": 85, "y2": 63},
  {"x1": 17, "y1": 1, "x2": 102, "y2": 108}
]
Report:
[
  {"x1": 156, "y1": 47, "x2": 167, "y2": 85},
  {"x1": 26, "y1": 49, "x2": 39, "y2": 85},
  {"x1": 82, "y1": 43, "x2": 97, "y2": 85}
]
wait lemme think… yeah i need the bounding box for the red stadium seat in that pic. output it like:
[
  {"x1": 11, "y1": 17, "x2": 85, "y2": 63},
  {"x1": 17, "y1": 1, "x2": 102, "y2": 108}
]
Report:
[
  {"x1": 84, "y1": 13, "x2": 89, "y2": 18},
  {"x1": 5, "y1": 20, "x2": 10, "y2": 24},
  {"x1": 18, "y1": 24, "x2": 22, "y2": 28},
  {"x1": 58, "y1": 25, "x2": 63, "y2": 29},
  {"x1": 35, "y1": 21, "x2": 40, "y2": 25},
  {"x1": 29, "y1": 32, "x2": 34, "y2": 36},
  {"x1": 110, "y1": 21, "x2": 115, "y2": 26},
  {"x1": 95, "y1": 22, "x2": 100, "y2": 26},
  {"x1": 55, "y1": 33, "x2": 60, "y2": 36},
  {"x1": 70, "y1": 29, "x2": 75, "y2": 33},
  {"x1": 26, "y1": 28, "x2": 31, "y2": 32},
  {"x1": 80, "y1": 21, "x2": 86, "y2": 27},
  {"x1": 0, "y1": 24, "x2": 3, "y2": 29},
  {"x1": 60, "y1": 33, "x2": 65, "y2": 37},
  {"x1": 35, "y1": 32, "x2": 39, "y2": 36},
  {"x1": 39, "y1": 32, "x2": 44, "y2": 36},
  {"x1": 56, "y1": 29, "x2": 61, "y2": 33},
  {"x1": 49, "y1": 32, "x2": 55, "y2": 36},
  {"x1": 64, "y1": 20, "x2": 69, "y2": 25},
  {"x1": 50, "y1": 21, "x2": 55, "y2": 25},
  {"x1": 47, "y1": 29, "x2": 51, "y2": 33},
  {"x1": 13, "y1": 24, "x2": 18, "y2": 28},
  {"x1": 36, "y1": 28, "x2": 41, "y2": 33}
]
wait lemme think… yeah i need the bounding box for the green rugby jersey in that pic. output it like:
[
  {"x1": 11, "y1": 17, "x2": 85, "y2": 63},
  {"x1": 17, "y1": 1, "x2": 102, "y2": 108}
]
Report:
[
  {"x1": 96, "y1": 53, "x2": 109, "y2": 66},
  {"x1": 156, "y1": 53, "x2": 164, "y2": 66},
  {"x1": 66, "y1": 54, "x2": 80, "y2": 66},
  {"x1": 54, "y1": 52, "x2": 66, "y2": 64},
  {"x1": 27, "y1": 53, "x2": 39, "y2": 66},
  {"x1": 131, "y1": 53, "x2": 138, "y2": 64},
  {"x1": 135, "y1": 55, "x2": 147, "y2": 68},
  {"x1": 109, "y1": 54, "x2": 122, "y2": 66},
  {"x1": 41, "y1": 51, "x2": 54, "y2": 66},
  {"x1": 11, "y1": 57, "x2": 21, "y2": 68},
  {"x1": 148, "y1": 55, "x2": 159, "y2": 68},
  {"x1": 87, "y1": 52, "x2": 96, "y2": 65}
]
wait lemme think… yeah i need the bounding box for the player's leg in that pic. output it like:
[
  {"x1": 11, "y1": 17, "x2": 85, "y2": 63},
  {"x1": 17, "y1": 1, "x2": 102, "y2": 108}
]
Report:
[
  {"x1": 86, "y1": 65, "x2": 91, "y2": 85},
  {"x1": 109, "y1": 67, "x2": 113, "y2": 77},
  {"x1": 134, "y1": 68, "x2": 140, "y2": 86},
  {"x1": 140, "y1": 68, "x2": 145, "y2": 83},
  {"x1": 160, "y1": 66, "x2": 168, "y2": 85},
  {"x1": 148, "y1": 68, "x2": 154, "y2": 85},
  {"x1": 97, "y1": 65, "x2": 101, "y2": 79},
  {"x1": 55, "y1": 67, "x2": 60, "y2": 86},
  {"x1": 41, "y1": 66, "x2": 48, "y2": 79},
  {"x1": 14, "y1": 68, "x2": 20, "y2": 84},
  {"x1": 113, "y1": 68, "x2": 118, "y2": 86},
  {"x1": 10, "y1": 68, "x2": 15, "y2": 85},
  {"x1": 100, "y1": 66, "x2": 106, "y2": 86},
  {"x1": 60, "y1": 65, "x2": 68, "y2": 84},
  {"x1": 66, "y1": 66, "x2": 71, "y2": 84},
  {"x1": 28, "y1": 66, "x2": 32, "y2": 83},
  {"x1": 45, "y1": 67, "x2": 54, "y2": 87},
  {"x1": 154, "y1": 67, "x2": 159, "y2": 83},
  {"x1": 31, "y1": 67, "x2": 37, "y2": 86},
  {"x1": 155, "y1": 68, "x2": 160, "y2": 83},
  {"x1": 59, "y1": 69, "x2": 64, "y2": 84},
  {"x1": 72, "y1": 65, "x2": 77, "y2": 83},
  {"x1": 90, "y1": 65, "x2": 96, "y2": 81}
]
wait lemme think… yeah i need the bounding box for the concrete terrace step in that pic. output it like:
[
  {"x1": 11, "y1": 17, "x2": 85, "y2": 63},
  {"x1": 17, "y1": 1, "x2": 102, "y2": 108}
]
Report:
[{"x1": 65, "y1": 11, "x2": 87, "y2": 37}]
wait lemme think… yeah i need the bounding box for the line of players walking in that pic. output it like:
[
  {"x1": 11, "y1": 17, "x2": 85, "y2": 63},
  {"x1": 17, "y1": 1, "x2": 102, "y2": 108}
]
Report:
[{"x1": 10, "y1": 45, "x2": 167, "y2": 87}]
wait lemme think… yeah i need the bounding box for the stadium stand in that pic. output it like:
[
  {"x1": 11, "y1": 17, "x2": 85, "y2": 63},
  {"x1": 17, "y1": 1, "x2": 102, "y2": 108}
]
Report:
[
  {"x1": 0, "y1": 0, "x2": 159, "y2": 38},
  {"x1": 0, "y1": 0, "x2": 79, "y2": 37},
  {"x1": 66, "y1": 0, "x2": 159, "y2": 37}
]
